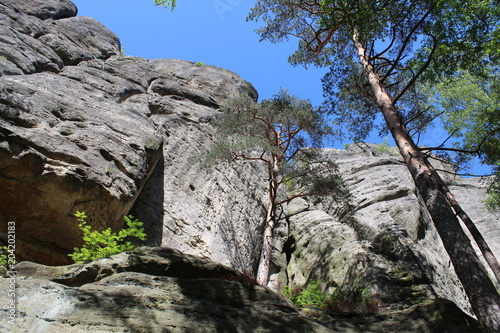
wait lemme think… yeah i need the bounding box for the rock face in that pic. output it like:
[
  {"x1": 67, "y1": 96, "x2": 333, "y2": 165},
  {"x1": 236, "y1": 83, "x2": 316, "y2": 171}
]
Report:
[
  {"x1": 0, "y1": 0, "x2": 263, "y2": 269},
  {"x1": 0, "y1": 0, "x2": 118, "y2": 75},
  {"x1": 278, "y1": 143, "x2": 500, "y2": 317},
  {"x1": 1, "y1": 1, "x2": 499, "y2": 332}
]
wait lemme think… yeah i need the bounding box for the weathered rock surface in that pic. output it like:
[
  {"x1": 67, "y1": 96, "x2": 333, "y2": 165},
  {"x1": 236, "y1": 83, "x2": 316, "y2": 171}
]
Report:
[
  {"x1": 278, "y1": 143, "x2": 500, "y2": 318},
  {"x1": 2, "y1": 247, "x2": 333, "y2": 333},
  {"x1": 1, "y1": 247, "x2": 481, "y2": 333},
  {"x1": 129, "y1": 59, "x2": 266, "y2": 272},
  {"x1": 0, "y1": 0, "x2": 119, "y2": 75},
  {"x1": 1, "y1": 1, "x2": 499, "y2": 332},
  {"x1": 0, "y1": 0, "x2": 263, "y2": 268}
]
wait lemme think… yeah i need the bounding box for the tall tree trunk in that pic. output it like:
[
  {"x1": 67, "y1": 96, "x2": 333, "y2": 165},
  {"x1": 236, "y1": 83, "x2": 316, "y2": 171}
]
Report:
[
  {"x1": 428, "y1": 164, "x2": 500, "y2": 284},
  {"x1": 256, "y1": 156, "x2": 280, "y2": 286},
  {"x1": 354, "y1": 34, "x2": 500, "y2": 333}
]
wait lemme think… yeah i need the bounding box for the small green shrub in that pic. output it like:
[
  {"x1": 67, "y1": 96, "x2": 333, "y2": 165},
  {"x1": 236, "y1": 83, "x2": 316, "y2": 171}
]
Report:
[
  {"x1": 0, "y1": 245, "x2": 16, "y2": 270},
  {"x1": 105, "y1": 168, "x2": 116, "y2": 175},
  {"x1": 376, "y1": 137, "x2": 400, "y2": 156},
  {"x1": 1, "y1": 246, "x2": 9, "y2": 268},
  {"x1": 195, "y1": 61, "x2": 205, "y2": 67},
  {"x1": 68, "y1": 211, "x2": 147, "y2": 263},
  {"x1": 486, "y1": 181, "x2": 500, "y2": 211},
  {"x1": 376, "y1": 137, "x2": 391, "y2": 153},
  {"x1": 283, "y1": 279, "x2": 328, "y2": 309}
]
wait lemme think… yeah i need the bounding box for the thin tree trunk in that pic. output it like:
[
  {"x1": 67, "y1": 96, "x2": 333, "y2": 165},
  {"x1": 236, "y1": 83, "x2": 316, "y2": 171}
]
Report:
[
  {"x1": 256, "y1": 156, "x2": 280, "y2": 286},
  {"x1": 428, "y1": 164, "x2": 500, "y2": 284},
  {"x1": 354, "y1": 33, "x2": 500, "y2": 333}
]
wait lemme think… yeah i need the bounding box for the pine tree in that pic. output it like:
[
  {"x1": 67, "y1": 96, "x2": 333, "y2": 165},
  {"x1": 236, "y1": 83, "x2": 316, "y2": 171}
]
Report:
[
  {"x1": 203, "y1": 90, "x2": 344, "y2": 286},
  {"x1": 249, "y1": 1, "x2": 500, "y2": 331}
]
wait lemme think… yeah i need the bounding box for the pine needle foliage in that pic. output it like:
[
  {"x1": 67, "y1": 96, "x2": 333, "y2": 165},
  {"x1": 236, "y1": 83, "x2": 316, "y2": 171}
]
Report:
[
  {"x1": 486, "y1": 167, "x2": 500, "y2": 212},
  {"x1": 204, "y1": 90, "x2": 327, "y2": 166},
  {"x1": 202, "y1": 89, "x2": 341, "y2": 200}
]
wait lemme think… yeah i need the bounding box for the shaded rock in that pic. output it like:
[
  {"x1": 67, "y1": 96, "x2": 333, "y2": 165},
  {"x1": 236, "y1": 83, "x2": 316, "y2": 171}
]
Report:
[
  {"x1": 15, "y1": 246, "x2": 256, "y2": 287},
  {"x1": 0, "y1": 2, "x2": 497, "y2": 331},
  {"x1": 128, "y1": 61, "x2": 265, "y2": 273},
  {"x1": 133, "y1": 87, "x2": 267, "y2": 272},
  {"x1": 2, "y1": 247, "x2": 480, "y2": 333},
  {"x1": 0, "y1": 57, "x2": 163, "y2": 264},
  {"x1": 2, "y1": 247, "x2": 335, "y2": 333},
  {"x1": 0, "y1": 0, "x2": 263, "y2": 266},
  {"x1": 0, "y1": 54, "x2": 260, "y2": 266},
  {"x1": 308, "y1": 299, "x2": 481, "y2": 333},
  {"x1": 285, "y1": 204, "x2": 434, "y2": 310}
]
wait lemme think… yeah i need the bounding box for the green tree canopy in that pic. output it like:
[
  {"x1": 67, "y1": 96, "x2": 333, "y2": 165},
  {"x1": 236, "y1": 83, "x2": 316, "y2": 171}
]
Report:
[
  {"x1": 426, "y1": 69, "x2": 500, "y2": 166},
  {"x1": 421, "y1": 67, "x2": 500, "y2": 210},
  {"x1": 249, "y1": 0, "x2": 500, "y2": 141},
  {"x1": 153, "y1": 0, "x2": 176, "y2": 10}
]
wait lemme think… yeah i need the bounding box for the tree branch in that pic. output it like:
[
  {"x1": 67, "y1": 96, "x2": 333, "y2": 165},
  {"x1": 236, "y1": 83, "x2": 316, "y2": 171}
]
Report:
[{"x1": 420, "y1": 127, "x2": 500, "y2": 156}]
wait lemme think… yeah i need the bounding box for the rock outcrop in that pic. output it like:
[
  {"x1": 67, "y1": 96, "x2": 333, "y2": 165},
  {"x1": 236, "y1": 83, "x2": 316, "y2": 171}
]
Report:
[
  {"x1": 0, "y1": 0, "x2": 263, "y2": 270},
  {"x1": 1, "y1": 0, "x2": 499, "y2": 332},
  {"x1": 1, "y1": 247, "x2": 481, "y2": 333}
]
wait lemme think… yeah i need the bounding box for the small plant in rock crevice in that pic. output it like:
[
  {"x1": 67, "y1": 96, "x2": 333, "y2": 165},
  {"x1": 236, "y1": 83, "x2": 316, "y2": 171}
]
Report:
[
  {"x1": 68, "y1": 211, "x2": 147, "y2": 263},
  {"x1": 375, "y1": 231, "x2": 397, "y2": 255},
  {"x1": 282, "y1": 279, "x2": 329, "y2": 310},
  {"x1": 283, "y1": 280, "x2": 381, "y2": 316},
  {"x1": 376, "y1": 137, "x2": 399, "y2": 155}
]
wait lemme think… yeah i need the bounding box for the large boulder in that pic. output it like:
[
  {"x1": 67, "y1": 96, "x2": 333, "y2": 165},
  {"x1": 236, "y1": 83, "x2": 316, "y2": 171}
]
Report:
[
  {"x1": 131, "y1": 61, "x2": 266, "y2": 271},
  {"x1": 0, "y1": 0, "x2": 120, "y2": 75},
  {"x1": 0, "y1": 1, "x2": 497, "y2": 331},
  {"x1": 2, "y1": 247, "x2": 336, "y2": 333}
]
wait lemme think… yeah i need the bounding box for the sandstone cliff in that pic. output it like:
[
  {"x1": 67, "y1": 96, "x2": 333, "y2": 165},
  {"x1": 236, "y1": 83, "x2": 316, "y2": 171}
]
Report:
[{"x1": 0, "y1": 1, "x2": 498, "y2": 332}]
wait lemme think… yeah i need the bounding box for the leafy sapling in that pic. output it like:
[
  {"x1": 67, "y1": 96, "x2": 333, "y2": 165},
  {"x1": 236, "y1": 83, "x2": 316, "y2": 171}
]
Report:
[{"x1": 68, "y1": 211, "x2": 147, "y2": 263}]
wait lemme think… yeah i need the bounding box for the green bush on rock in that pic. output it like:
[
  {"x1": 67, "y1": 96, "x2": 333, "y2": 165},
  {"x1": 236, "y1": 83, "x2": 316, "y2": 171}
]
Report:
[
  {"x1": 68, "y1": 211, "x2": 147, "y2": 263},
  {"x1": 283, "y1": 279, "x2": 328, "y2": 310},
  {"x1": 283, "y1": 280, "x2": 381, "y2": 316},
  {"x1": 0, "y1": 246, "x2": 14, "y2": 269}
]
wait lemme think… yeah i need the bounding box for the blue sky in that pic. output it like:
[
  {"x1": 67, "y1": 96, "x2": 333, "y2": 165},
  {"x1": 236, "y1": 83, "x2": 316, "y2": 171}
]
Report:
[
  {"x1": 72, "y1": 0, "x2": 490, "y2": 176},
  {"x1": 72, "y1": 1, "x2": 326, "y2": 105}
]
